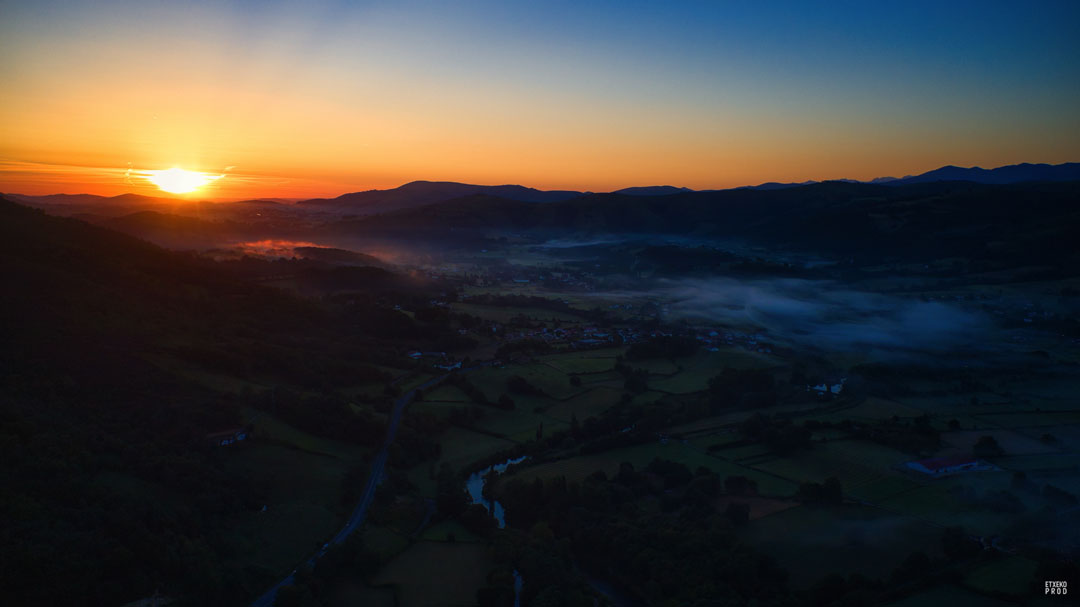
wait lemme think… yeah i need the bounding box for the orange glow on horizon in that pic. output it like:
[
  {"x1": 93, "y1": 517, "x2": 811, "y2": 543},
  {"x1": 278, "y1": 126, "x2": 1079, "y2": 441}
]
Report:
[
  {"x1": 144, "y1": 167, "x2": 223, "y2": 194},
  {"x1": 2, "y1": 3, "x2": 1078, "y2": 201}
]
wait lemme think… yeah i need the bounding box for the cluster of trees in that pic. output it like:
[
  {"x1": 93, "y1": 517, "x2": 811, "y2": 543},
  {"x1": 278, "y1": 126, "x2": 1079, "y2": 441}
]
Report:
[
  {"x1": 845, "y1": 415, "x2": 941, "y2": 454},
  {"x1": 445, "y1": 374, "x2": 494, "y2": 407},
  {"x1": 506, "y1": 375, "x2": 546, "y2": 397},
  {"x1": 1012, "y1": 472, "x2": 1079, "y2": 508},
  {"x1": 797, "y1": 477, "x2": 844, "y2": 505},
  {"x1": 497, "y1": 463, "x2": 798, "y2": 605},
  {"x1": 741, "y1": 413, "x2": 813, "y2": 455},
  {"x1": 0, "y1": 370, "x2": 271, "y2": 605},
  {"x1": 494, "y1": 454, "x2": 1065, "y2": 607},
  {"x1": 973, "y1": 435, "x2": 1005, "y2": 458},
  {"x1": 708, "y1": 366, "x2": 778, "y2": 409},
  {"x1": 613, "y1": 361, "x2": 650, "y2": 393},
  {"x1": 388, "y1": 409, "x2": 445, "y2": 468},
  {"x1": 273, "y1": 533, "x2": 388, "y2": 607},
  {"x1": 258, "y1": 391, "x2": 387, "y2": 446}
]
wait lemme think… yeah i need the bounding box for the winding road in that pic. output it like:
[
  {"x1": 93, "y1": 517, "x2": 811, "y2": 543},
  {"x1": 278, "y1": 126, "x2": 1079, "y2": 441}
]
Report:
[{"x1": 250, "y1": 373, "x2": 451, "y2": 607}]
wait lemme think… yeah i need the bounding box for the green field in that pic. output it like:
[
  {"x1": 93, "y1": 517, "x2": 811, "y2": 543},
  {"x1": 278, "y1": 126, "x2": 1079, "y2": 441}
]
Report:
[
  {"x1": 469, "y1": 405, "x2": 569, "y2": 443},
  {"x1": 848, "y1": 474, "x2": 923, "y2": 502},
  {"x1": 453, "y1": 302, "x2": 588, "y2": 323},
  {"x1": 223, "y1": 443, "x2": 358, "y2": 575},
  {"x1": 540, "y1": 352, "x2": 618, "y2": 374},
  {"x1": 433, "y1": 426, "x2": 518, "y2": 471},
  {"x1": 504, "y1": 440, "x2": 798, "y2": 496},
  {"x1": 330, "y1": 583, "x2": 396, "y2": 607},
  {"x1": 939, "y1": 429, "x2": 1063, "y2": 458},
  {"x1": 807, "y1": 397, "x2": 927, "y2": 424},
  {"x1": 363, "y1": 524, "x2": 413, "y2": 559},
  {"x1": 885, "y1": 584, "x2": 1012, "y2": 607},
  {"x1": 630, "y1": 358, "x2": 680, "y2": 375},
  {"x1": 974, "y1": 410, "x2": 1080, "y2": 428},
  {"x1": 713, "y1": 442, "x2": 775, "y2": 462},
  {"x1": 876, "y1": 475, "x2": 1024, "y2": 535},
  {"x1": 422, "y1": 384, "x2": 472, "y2": 403},
  {"x1": 543, "y1": 386, "x2": 624, "y2": 422},
  {"x1": 963, "y1": 556, "x2": 1039, "y2": 597},
  {"x1": 370, "y1": 541, "x2": 493, "y2": 607},
  {"x1": 419, "y1": 520, "x2": 483, "y2": 543},
  {"x1": 469, "y1": 362, "x2": 588, "y2": 401},
  {"x1": 740, "y1": 504, "x2": 942, "y2": 588},
  {"x1": 751, "y1": 451, "x2": 884, "y2": 490},
  {"x1": 648, "y1": 367, "x2": 717, "y2": 394},
  {"x1": 248, "y1": 409, "x2": 372, "y2": 461},
  {"x1": 144, "y1": 352, "x2": 267, "y2": 394},
  {"x1": 620, "y1": 349, "x2": 778, "y2": 395}
]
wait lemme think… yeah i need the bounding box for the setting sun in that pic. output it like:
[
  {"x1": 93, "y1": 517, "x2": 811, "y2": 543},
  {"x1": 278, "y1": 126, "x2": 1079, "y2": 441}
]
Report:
[{"x1": 146, "y1": 167, "x2": 223, "y2": 194}]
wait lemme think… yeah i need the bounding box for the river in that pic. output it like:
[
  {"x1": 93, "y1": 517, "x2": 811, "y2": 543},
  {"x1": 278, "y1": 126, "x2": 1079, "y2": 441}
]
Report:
[
  {"x1": 465, "y1": 455, "x2": 528, "y2": 528},
  {"x1": 466, "y1": 455, "x2": 636, "y2": 607}
]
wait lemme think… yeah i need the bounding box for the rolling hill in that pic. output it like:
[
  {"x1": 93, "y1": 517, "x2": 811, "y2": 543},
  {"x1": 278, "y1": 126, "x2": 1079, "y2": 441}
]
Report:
[
  {"x1": 326, "y1": 180, "x2": 1080, "y2": 269},
  {"x1": 297, "y1": 179, "x2": 582, "y2": 214},
  {"x1": 886, "y1": 162, "x2": 1080, "y2": 185}
]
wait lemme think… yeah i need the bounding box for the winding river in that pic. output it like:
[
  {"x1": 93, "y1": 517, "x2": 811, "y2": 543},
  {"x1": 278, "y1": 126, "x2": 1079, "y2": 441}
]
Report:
[
  {"x1": 465, "y1": 455, "x2": 636, "y2": 607},
  {"x1": 465, "y1": 455, "x2": 528, "y2": 528},
  {"x1": 467, "y1": 456, "x2": 528, "y2": 606}
]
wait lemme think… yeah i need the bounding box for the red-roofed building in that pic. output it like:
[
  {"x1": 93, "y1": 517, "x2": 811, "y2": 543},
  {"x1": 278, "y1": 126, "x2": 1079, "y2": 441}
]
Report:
[
  {"x1": 905, "y1": 456, "x2": 993, "y2": 477},
  {"x1": 205, "y1": 426, "x2": 252, "y2": 447}
]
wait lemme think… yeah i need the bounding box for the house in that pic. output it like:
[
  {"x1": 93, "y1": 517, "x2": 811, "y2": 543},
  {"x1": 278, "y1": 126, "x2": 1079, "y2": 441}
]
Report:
[
  {"x1": 808, "y1": 377, "x2": 846, "y2": 395},
  {"x1": 905, "y1": 456, "x2": 993, "y2": 477},
  {"x1": 206, "y1": 426, "x2": 252, "y2": 447}
]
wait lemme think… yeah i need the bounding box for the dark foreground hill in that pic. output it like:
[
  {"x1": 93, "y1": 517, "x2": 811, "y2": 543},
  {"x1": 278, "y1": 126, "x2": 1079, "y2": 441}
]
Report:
[{"x1": 0, "y1": 197, "x2": 436, "y2": 605}]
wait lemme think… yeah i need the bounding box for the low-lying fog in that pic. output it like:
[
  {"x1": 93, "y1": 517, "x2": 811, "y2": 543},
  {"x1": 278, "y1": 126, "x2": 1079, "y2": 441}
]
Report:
[{"x1": 612, "y1": 278, "x2": 994, "y2": 357}]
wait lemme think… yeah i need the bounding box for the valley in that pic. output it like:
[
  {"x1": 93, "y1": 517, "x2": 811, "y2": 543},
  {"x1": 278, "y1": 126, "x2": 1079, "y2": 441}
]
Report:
[{"x1": 3, "y1": 176, "x2": 1078, "y2": 606}]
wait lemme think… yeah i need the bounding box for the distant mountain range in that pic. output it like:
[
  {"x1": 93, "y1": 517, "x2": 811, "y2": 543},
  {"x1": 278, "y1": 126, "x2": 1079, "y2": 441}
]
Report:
[
  {"x1": 5, "y1": 162, "x2": 1077, "y2": 215},
  {"x1": 740, "y1": 162, "x2": 1080, "y2": 191},
  {"x1": 3, "y1": 192, "x2": 182, "y2": 207},
  {"x1": 882, "y1": 162, "x2": 1080, "y2": 185},
  {"x1": 294, "y1": 162, "x2": 1079, "y2": 212}
]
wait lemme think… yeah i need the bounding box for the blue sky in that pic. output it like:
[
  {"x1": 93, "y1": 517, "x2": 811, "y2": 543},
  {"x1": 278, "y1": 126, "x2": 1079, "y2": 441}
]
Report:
[{"x1": 2, "y1": 0, "x2": 1077, "y2": 195}]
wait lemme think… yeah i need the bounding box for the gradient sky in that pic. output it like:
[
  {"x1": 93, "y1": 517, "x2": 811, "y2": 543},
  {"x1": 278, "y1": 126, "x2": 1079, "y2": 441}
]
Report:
[{"x1": 2, "y1": 0, "x2": 1078, "y2": 198}]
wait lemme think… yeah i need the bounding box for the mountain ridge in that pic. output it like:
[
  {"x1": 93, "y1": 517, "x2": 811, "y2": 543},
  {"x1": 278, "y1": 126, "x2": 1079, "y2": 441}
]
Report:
[{"x1": 6, "y1": 161, "x2": 1078, "y2": 209}]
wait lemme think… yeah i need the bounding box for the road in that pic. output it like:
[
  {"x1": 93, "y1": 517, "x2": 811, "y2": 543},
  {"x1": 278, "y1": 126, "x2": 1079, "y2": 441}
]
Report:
[{"x1": 250, "y1": 373, "x2": 451, "y2": 607}]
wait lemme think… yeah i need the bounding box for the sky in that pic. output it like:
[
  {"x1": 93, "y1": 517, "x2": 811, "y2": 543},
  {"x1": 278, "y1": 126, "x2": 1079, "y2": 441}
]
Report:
[{"x1": 1, "y1": 0, "x2": 1078, "y2": 199}]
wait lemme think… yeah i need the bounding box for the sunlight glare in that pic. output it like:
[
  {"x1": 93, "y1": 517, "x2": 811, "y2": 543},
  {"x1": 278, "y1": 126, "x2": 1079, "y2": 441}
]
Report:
[{"x1": 146, "y1": 167, "x2": 223, "y2": 194}]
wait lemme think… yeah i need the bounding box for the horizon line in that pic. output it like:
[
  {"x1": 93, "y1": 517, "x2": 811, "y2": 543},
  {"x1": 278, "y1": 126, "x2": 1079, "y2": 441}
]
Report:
[{"x1": 3, "y1": 159, "x2": 1077, "y2": 202}]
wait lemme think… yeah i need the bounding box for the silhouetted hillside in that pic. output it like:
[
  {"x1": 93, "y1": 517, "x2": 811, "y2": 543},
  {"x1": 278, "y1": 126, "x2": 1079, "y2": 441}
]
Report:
[
  {"x1": 292, "y1": 246, "x2": 383, "y2": 266},
  {"x1": 7, "y1": 191, "x2": 183, "y2": 207},
  {"x1": 889, "y1": 162, "x2": 1080, "y2": 185},
  {"x1": 0, "y1": 197, "x2": 411, "y2": 605},
  {"x1": 329, "y1": 181, "x2": 1080, "y2": 270},
  {"x1": 740, "y1": 180, "x2": 818, "y2": 190},
  {"x1": 613, "y1": 185, "x2": 693, "y2": 196},
  {"x1": 298, "y1": 180, "x2": 582, "y2": 214}
]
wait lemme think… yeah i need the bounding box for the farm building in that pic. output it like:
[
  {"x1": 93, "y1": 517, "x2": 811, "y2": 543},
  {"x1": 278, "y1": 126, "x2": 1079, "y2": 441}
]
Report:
[{"x1": 905, "y1": 456, "x2": 994, "y2": 477}]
